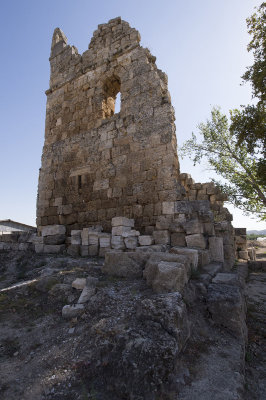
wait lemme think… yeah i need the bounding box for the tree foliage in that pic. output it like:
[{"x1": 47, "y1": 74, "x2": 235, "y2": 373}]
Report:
[
  {"x1": 230, "y1": 2, "x2": 266, "y2": 185},
  {"x1": 180, "y1": 108, "x2": 266, "y2": 220}
]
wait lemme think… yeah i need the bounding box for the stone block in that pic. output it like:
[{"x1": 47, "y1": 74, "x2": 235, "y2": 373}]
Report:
[
  {"x1": 71, "y1": 230, "x2": 82, "y2": 245},
  {"x1": 209, "y1": 236, "x2": 224, "y2": 263},
  {"x1": 122, "y1": 230, "x2": 140, "y2": 237},
  {"x1": 99, "y1": 247, "x2": 111, "y2": 257},
  {"x1": 81, "y1": 228, "x2": 89, "y2": 245},
  {"x1": 169, "y1": 219, "x2": 184, "y2": 233},
  {"x1": 35, "y1": 244, "x2": 44, "y2": 253},
  {"x1": 112, "y1": 217, "x2": 134, "y2": 227},
  {"x1": 111, "y1": 235, "x2": 125, "y2": 250},
  {"x1": 170, "y1": 247, "x2": 198, "y2": 271},
  {"x1": 99, "y1": 233, "x2": 111, "y2": 248},
  {"x1": 80, "y1": 245, "x2": 89, "y2": 257},
  {"x1": 62, "y1": 304, "x2": 84, "y2": 319},
  {"x1": 135, "y1": 245, "x2": 168, "y2": 253},
  {"x1": 185, "y1": 234, "x2": 206, "y2": 249},
  {"x1": 155, "y1": 216, "x2": 172, "y2": 230},
  {"x1": 43, "y1": 234, "x2": 66, "y2": 245},
  {"x1": 138, "y1": 235, "x2": 154, "y2": 246},
  {"x1": 88, "y1": 233, "x2": 99, "y2": 245},
  {"x1": 43, "y1": 244, "x2": 66, "y2": 254},
  {"x1": 171, "y1": 233, "x2": 186, "y2": 247},
  {"x1": 112, "y1": 226, "x2": 131, "y2": 236},
  {"x1": 89, "y1": 244, "x2": 99, "y2": 256},
  {"x1": 238, "y1": 250, "x2": 248, "y2": 260},
  {"x1": 67, "y1": 244, "x2": 80, "y2": 256},
  {"x1": 144, "y1": 260, "x2": 187, "y2": 293},
  {"x1": 247, "y1": 247, "x2": 256, "y2": 261},
  {"x1": 72, "y1": 278, "x2": 86, "y2": 290},
  {"x1": 212, "y1": 273, "x2": 240, "y2": 286},
  {"x1": 234, "y1": 228, "x2": 246, "y2": 236},
  {"x1": 203, "y1": 222, "x2": 215, "y2": 236},
  {"x1": 182, "y1": 219, "x2": 203, "y2": 235},
  {"x1": 42, "y1": 225, "x2": 66, "y2": 236},
  {"x1": 198, "y1": 249, "x2": 211, "y2": 267},
  {"x1": 103, "y1": 251, "x2": 149, "y2": 278},
  {"x1": 124, "y1": 236, "x2": 138, "y2": 249},
  {"x1": 235, "y1": 235, "x2": 246, "y2": 244},
  {"x1": 153, "y1": 230, "x2": 170, "y2": 245},
  {"x1": 162, "y1": 201, "x2": 175, "y2": 215}
]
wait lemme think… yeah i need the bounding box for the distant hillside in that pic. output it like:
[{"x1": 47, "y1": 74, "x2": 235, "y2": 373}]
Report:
[{"x1": 247, "y1": 229, "x2": 266, "y2": 235}]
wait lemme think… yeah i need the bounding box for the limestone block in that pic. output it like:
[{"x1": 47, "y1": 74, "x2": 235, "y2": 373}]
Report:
[
  {"x1": 162, "y1": 201, "x2": 175, "y2": 215},
  {"x1": 235, "y1": 235, "x2": 246, "y2": 244},
  {"x1": 62, "y1": 304, "x2": 84, "y2": 319},
  {"x1": 169, "y1": 247, "x2": 198, "y2": 271},
  {"x1": 99, "y1": 233, "x2": 111, "y2": 248},
  {"x1": 78, "y1": 285, "x2": 96, "y2": 303},
  {"x1": 182, "y1": 219, "x2": 203, "y2": 235},
  {"x1": 103, "y1": 251, "x2": 148, "y2": 278},
  {"x1": 72, "y1": 278, "x2": 86, "y2": 290},
  {"x1": 35, "y1": 244, "x2": 44, "y2": 253},
  {"x1": 43, "y1": 244, "x2": 66, "y2": 254},
  {"x1": 238, "y1": 250, "x2": 248, "y2": 260},
  {"x1": 67, "y1": 244, "x2": 80, "y2": 256},
  {"x1": 198, "y1": 249, "x2": 211, "y2": 267},
  {"x1": 81, "y1": 228, "x2": 89, "y2": 245},
  {"x1": 138, "y1": 235, "x2": 154, "y2": 246},
  {"x1": 42, "y1": 225, "x2": 66, "y2": 236},
  {"x1": 153, "y1": 230, "x2": 170, "y2": 245},
  {"x1": 171, "y1": 233, "x2": 186, "y2": 247},
  {"x1": 112, "y1": 217, "x2": 134, "y2": 227},
  {"x1": 247, "y1": 248, "x2": 256, "y2": 261},
  {"x1": 136, "y1": 245, "x2": 168, "y2": 253},
  {"x1": 112, "y1": 226, "x2": 131, "y2": 236},
  {"x1": 111, "y1": 235, "x2": 125, "y2": 250},
  {"x1": 71, "y1": 230, "x2": 82, "y2": 245},
  {"x1": 203, "y1": 222, "x2": 215, "y2": 236},
  {"x1": 124, "y1": 236, "x2": 138, "y2": 250},
  {"x1": 122, "y1": 230, "x2": 140, "y2": 237},
  {"x1": 169, "y1": 219, "x2": 184, "y2": 233},
  {"x1": 89, "y1": 245, "x2": 99, "y2": 256},
  {"x1": 209, "y1": 237, "x2": 224, "y2": 263},
  {"x1": 155, "y1": 216, "x2": 172, "y2": 230},
  {"x1": 144, "y1": 261, "x2": 187, "y2": 293},
  {"x1": 88, "y1": 233, "x2": 99, "y2": 245},
  {"x1": 99, "y1": 247, "x2": 111, "y2": 257},
  {"x1": 80, "y1": 245, "x2": 89, "y2": 257},
  {"x1": 185, "y1": 234, "x2": 206, "y2": 249},
  {"x1": 43, "y1": 234, "x2": 66, "y2": 245}
]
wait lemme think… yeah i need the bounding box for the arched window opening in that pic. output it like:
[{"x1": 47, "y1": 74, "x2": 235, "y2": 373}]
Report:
[{"x1": 102, "y1": 76, "x2": 121, "y2": 118}]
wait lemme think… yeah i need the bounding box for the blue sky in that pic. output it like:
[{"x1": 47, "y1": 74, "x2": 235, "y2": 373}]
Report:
[{"x1": 0, "y1": 0, "x2": 264, "y2": 230}]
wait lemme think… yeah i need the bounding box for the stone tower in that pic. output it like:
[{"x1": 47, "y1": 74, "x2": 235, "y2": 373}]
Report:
[{"x1": 37, "y1": 17, "x2": 185, "y2": 233}]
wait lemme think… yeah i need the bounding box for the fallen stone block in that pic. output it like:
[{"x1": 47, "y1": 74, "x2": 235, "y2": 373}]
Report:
[
  {"x1": 72, "y1": 278, "x2": 87, "y2": 290},
  {"x1": 42, "y1": 225, "x2": 66, "y2": 236},
  {"x1": 78, "y1": 286, "x2": 96, "y2": 303},
  {"x1": 170, "y1": 247, "x2": 198, "y2": 271},
  {"x1": 112, "y1": 217, "x2": 134, "y2": 227},
  {"x1": 62, "y1": 304, "x2": 85, "y2": 319},
  {"x1": 102, "y1": 251, "x2": 149, "y2": 278},
  {"x1": 144, "y1": 261, "x2": 187, "y2": 293}
]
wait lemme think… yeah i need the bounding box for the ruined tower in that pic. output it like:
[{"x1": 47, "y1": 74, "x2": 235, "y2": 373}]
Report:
[{"x1": 37, "y1": 17, "x2": 185, "y2": 233}]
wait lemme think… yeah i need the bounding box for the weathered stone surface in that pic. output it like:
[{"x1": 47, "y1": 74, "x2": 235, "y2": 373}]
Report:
[
  {"x1": 88, "y1": 233, "x2": 99, "y2": 246},
  {"x1": 99, "y1": 233, "x2": 111, "y2": 248},
  {"x1": 43, "y1": 234, "x2": 66, "y2": 245},
  {"x1": 103, "y1": 251, "x2": 148, "y2": 278},
  {"x1": 112, "y1": 217, "x2": 134, "y2": 227},
  {"x1": 171, "y1": 232, "x2": 186, "y2": 247},
  {"x1": 71, "y1": 230, "x2": 82, "y2": 245},
  {"x1": 80, "y1": 245, "x2": 89, "y2": 256},
  {"x1": 67, "y1": 244, "x2": 80, "y2": 256},
  {"x1": 62, "y1": 304, "x2": 85, "y2": 319},
  {"x1": 138, "y1": 235, "x2": 154, "y2": 246},
  {"x1": 185, "y1": 234, "x2": 206, "y2": 249},
  {"x1": 198, "y1": 249, "x2": 211, "y2": 267},
  {"x1": 153, "y1": 230, "x2": 170, "y2": 245},
  {"x1": 112, "y1": 226, "x2": 131, "y2": 236},
  {"x1": 124, "y1": 236, "x2": 138, "y2": 250},
  {"x1": 72, "y1": 278, "x2": 86, "y2": 290},
  {"x1": 111, "y1": 235, "x2": 125, "y2": 250},
  {"x1": 209, "y1": 236, "x2": 224, "y2": 263},
  {"x1": 182, "y1": 219, "x2": 203, "y2": 235},
  {"x1": 43, "y1": 244, "x2": 66, "y2": 254},
  {"x1": 144, "y1": 261, "x2": 187, "y2": 293},
  {"x1": 88, "y1": 244, "x2": 99, "y2": 256},
  {"x1": 170, "y1": 247, "x2": 198, "y2": 270},
  {"x1": 212, "y1": 273, "x2": 240, "y2": 286},
  {"x1": 42, "y1": 225, "x2": 66, "y2": 236},
  {"x1": 238, "y1": 250, "x2": 248, "y2": 260}
]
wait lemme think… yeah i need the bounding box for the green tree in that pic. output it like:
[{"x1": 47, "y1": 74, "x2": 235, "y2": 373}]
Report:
[
  {"x1": 180, "y1": 107, "x2": 266, "y2": 220},
  {"x1": 230, "y1": 2, "x2": 266, "y2": 185}
]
